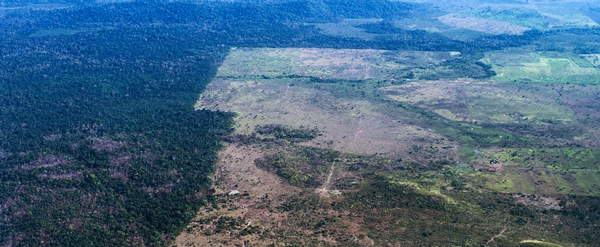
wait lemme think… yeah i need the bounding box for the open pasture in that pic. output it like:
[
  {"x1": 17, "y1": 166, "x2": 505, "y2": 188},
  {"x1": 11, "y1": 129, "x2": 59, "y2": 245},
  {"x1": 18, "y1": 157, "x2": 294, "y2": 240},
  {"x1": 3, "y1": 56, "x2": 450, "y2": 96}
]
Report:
[
  {"x1": 458, "y1": 5, "x2": 547, "y2": 30},
  {"x1": 484, "y1": 148, "x2": 600, "y2": 170},
  {"x1": 439, "y1": 1, "x2": 597, "y2": 33},
  {"x1": 216, "y1": 47, "x2": 452, "y2": 81},
  {"x1": 466, "y1": 82, "x2": 576, "y2": 125},
  {"x1": 380, "y1": 80, "x2": 577, "y2": 125},
  {"x1": 535, "y1": 3, "x2": 599, "y2": 28},
  {"x1": 466, "y1": 165, "x2": 600, "y2": 196},
  {"x1": 198, "y1": 47, "x2": 460, "y2": 160},
  {"x1": 197, "y1": 76, "x2": 456, "y2": 160},
  {"x1": 484, "y1": 51, "x2": 600, "y2": 84},
  {"x1": 437, "y1": 13, "x2": 530, "y2": 35},
  {"x1": 460, "y1": 147, "x2": 600, "y2": 195},
  {"x1": 582, "y1": 54, "x2": 600, "y2": 68}
]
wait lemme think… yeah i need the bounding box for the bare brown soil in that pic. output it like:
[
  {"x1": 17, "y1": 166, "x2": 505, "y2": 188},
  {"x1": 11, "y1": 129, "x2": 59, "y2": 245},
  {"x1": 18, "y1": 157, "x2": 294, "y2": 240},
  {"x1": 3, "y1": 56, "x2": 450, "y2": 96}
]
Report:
[{"x1": 173, "y1": 142, "x2": 373, "y2": 247}]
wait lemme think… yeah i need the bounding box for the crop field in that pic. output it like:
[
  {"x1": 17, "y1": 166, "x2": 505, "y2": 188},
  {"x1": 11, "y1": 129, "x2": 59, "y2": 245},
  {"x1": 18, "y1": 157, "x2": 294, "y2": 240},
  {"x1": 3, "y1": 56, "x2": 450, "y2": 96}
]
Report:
[{"x1": 484, "y1": 51, "x2": 600, "y2": 84}]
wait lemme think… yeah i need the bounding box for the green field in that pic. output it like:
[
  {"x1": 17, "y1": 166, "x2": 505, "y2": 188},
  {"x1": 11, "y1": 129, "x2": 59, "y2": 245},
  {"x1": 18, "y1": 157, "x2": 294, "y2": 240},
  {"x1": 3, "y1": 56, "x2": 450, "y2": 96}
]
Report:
[
  {"x1": 484, "y1": 51, "x2": 600, "y2": 84},
  {"x1": 460, "y1": 148, "x2": 600, "y2": 195},
  {"x1": 460, "y1": 6, "x2": 547, "y2": 30},
  {"x1": 380, "y1": 80, "x2": 577, "y2": 125}
]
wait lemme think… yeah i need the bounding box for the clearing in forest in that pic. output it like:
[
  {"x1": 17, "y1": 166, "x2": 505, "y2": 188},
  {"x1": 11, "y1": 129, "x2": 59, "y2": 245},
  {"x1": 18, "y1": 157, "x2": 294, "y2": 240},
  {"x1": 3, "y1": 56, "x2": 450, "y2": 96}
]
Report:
[
  {"x1": 379, "y1": 80, "x2": 577, "y2": 125},
  {"x1": 438, "y1": 13, "x2": 531, "y2": 35},
  {"x1": 197, "y1": 48, "x2": 458, "y2": 159},
  {"x1": 483, "y1": 51, "x2": 600, "y2": 84}
]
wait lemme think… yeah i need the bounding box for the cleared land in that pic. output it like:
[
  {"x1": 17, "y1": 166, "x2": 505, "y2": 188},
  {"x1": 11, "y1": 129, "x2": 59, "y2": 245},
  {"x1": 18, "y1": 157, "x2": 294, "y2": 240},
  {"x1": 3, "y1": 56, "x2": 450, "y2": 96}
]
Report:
[
  {"x1": 380, "y1": 80, "x2": 577, "y2": 125},
  {"x1": 536, "y1": 3, "x2": 599, "y2": 28},
  {"x1": 183, "y1": 46, "x2": 600, "y2": 246},
  {"x1": 198, "y1": 48, "x2": 600, "y2": 197},
  {"x1": 199, "y1": 47, "x2": 600, "y2": 200},
  {"x1": 198, "y1": 48, "x2": 457, "y2": 160},
  {"x1": 434, "y1": 1, "x2": 598, "y2": 36},
  {"x1": 438, "y1": 13, "x2": 531, "y2": 35},
  {"x1": 582, "y1": 54, "x2": 600, "y2": 68},
  {"x1": 458, "y1": 5, "x2": 547, "y2": 30},
  {"x1": 484, "y1": 51, "x2": 600, "y2": 84},
  {"x1": 216, "y1": 47, "x2": 452, "y2": 81},
  {"x1": 460, "y1": 147, "x2": 600, "y2": 195}
]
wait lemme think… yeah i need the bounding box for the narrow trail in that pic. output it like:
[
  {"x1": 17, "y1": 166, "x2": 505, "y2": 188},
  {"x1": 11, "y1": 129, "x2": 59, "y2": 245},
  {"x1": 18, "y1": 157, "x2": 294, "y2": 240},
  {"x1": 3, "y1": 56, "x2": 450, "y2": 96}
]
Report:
[
  {"x1": 485, "y1": 208, "x2": 512, "y2": 247},
  {"x1": 550, "y1": 83, "x2": 579, "y2": 124},
  {"x1": 319, "y1": 161, "x2": 336, "y2": 194},
  {"x1": 458, "y1": 83, "x2": 473, "y2": 122}
]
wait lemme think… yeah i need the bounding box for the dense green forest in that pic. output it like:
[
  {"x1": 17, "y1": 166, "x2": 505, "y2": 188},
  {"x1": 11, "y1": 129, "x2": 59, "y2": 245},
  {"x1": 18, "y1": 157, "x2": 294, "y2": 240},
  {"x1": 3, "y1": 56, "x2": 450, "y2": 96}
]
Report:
[
  {"x1": 2, "y1": 0, "x2": 600, "y2": 246},
  {"x1": 0, "y1": 33, "x2": 236, "y2": 245}
]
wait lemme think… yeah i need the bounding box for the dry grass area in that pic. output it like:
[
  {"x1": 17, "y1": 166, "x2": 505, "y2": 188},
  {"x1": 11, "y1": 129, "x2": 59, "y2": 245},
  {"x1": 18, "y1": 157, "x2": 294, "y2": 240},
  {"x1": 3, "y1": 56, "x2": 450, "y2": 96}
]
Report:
[
  {"x1": 438, "y1": 13, "x2": 530, "y2": 35},
  {"x1": 198, "y1": 48, "x2": 457, "y2": 159},
  {"x1": 380, "y1": 80, "x2": 577, "y2": 125},
  {"x1": 380, "y1": 79, "x2": 471, "y2": 122},
  {"x1": 197, "y1": 77, "x2": 454, "y2": 159},
  {"x1": 179, "y1": 47, "x2": 463, "y2": 245}
]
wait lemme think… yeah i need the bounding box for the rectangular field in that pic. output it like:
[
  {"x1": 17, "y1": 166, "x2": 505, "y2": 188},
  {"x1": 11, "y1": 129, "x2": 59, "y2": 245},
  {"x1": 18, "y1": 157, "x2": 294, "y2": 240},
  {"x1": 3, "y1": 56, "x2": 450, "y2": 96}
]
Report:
[{"x1": 484, "y1": 51, "x2": 600, "y2": 84}]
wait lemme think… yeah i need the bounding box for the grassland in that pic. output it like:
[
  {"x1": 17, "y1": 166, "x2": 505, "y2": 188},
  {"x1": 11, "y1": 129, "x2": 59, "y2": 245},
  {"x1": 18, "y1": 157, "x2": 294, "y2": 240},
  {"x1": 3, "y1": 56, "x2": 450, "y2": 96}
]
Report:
[
  {"x1": 535, "y1": 3, "x2": 599, "y2": 28},
  {"x1": 582, "y1": 54, "x2": 600, "y2": 68},
  {"x1": 431, "y1": 1, "x2": 599, "y2": 37},
  {"x1": 484, "y1": 51, "x2": 600, "y2": 84},
  {"x1": 459, "y1": 5, "x2": 547, "y2": 30},
  {"x1": 199, "y1": 48, "x2": 459, "y2": 161},
  {"x1": 216, "y1": 47, "x2": 454, "y2": 81},
  {"x1": 456, "y1": 147, "x2": 600, "y2": 195},
  {"x1": 380, "y1": 80, "x2": 577, "y2": 125},
  {"x1": 438, "y1": 13, "x2": 531, "y2": 35}
]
